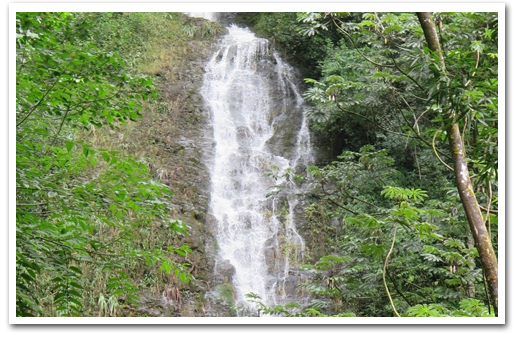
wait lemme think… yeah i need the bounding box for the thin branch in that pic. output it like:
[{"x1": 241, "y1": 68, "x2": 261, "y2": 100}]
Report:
[
  {"x1": 343, "y1": 191, "x2": 382, "y2": 210},
  {"x1": 17, "y1": 56, "x2": 77, "y2": 128},
  {"x1": 482, "y1": 269, "x2": 492, "y2": 315},
  {"x1": 480, "y1": 205, "x2": 497, "y2": 215},
  {"x1": 462, "y1": 116, "x2": 468, "y2": 142},
  {"x1": 383, "y1": 223, "x2": 401, "y2": 317},
  {"x1": 335, "y1": 100, "x2": 415, "y2": 139},
  {"x1": 414, "y1": 145, "x2": 422, "y2": 180},
  {"x1": 325, "y1": 195, "x2": 360, "y2": 216},
  {"x1": 65, "y1": 91, "x2": 123, "y2": 115},
  {"x1": 403, "y1": 102, "x2": 421, "y2": 150},
  {"x1": 44, "y1": 103, "x2": 72, "y2": 156},
  {"x1": 399, "y1": 95, "x2": 421, "y2": 138},
  {"x1": 414, "y1": 108, "x2": 431, "y2": 130},
  {"x1": 432, "y1": 127, "x2": 455, "y2": 172},
  {"x1": 373, "y1": 12, "x2": 385, "y2": 32},
  {"x1": 401, "y1": 280, "x2": 435, "y2": 303},
  {"x1": 388, "y1": 53, "x2": 426, "y2": 92},
  {"x1": 331, "y1": 280, "x2": 349, "y2": 307},
  {"x1": 20, "y1": 210, "x2": 51, "y2": 216},
  {"x1": 485, "y1": 180, "x2": 492, "y2": 240},
  {"x1": 405, "y1": 90, "x2": 428, "y2": 101},
  {"x1": 16, "y1": 78, "x2": 60, "y2": 128},
  {"x1": 387, "y1": 270, "x2": 413, "y2": 307},
  {"x1": 17, "y1": 201, "x2": 48, "y2": 207},
  {"x1": 319, "y1": 180, "x2": 359, "y2": 215},
  {"x1": 464, "y1": 51, "x2": 480, "y2": 87},
  {"x1": 393, "y1": 93, "x2": 452, "y2": 161}
]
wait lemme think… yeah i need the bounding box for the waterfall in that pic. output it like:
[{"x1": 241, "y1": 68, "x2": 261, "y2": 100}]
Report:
[
  {"x1": 187, "y1": 12, "x2": 218, "y2": 21},
  {"x1": 193, "y1": 13, "x2": 313, "y2": 315}
]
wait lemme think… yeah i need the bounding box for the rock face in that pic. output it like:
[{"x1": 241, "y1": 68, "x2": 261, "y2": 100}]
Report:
[
  {"x1": 118, "y1": 23, "x2": 237, "y2": 317},
  {"x1": 161, "y1": 38, "x2": 237, "y2": 317}
]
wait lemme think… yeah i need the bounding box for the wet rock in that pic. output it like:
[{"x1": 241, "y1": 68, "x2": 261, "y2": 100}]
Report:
[
  {"x1": 236, "y1": 126, "x2": 251, "y2": 140},
  {"x1": 217, "y1": 13, "x2": 237, "y2": 26},
  {"x1": 217, "y1": 260, "x2": 236, "y2": 283},
  {"x1": 133, "y1": 20, "x2": 232, "y2": 317},
  {"x1": 263, "y1": 238, "x2": 278, "y2": 274}
]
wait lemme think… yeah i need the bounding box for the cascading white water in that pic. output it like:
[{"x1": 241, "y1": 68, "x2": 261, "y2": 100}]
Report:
[
  {"x1": 195, "y1": 14, "x2": 312, "y2": 315},
  {"x1": 187, "y1": 12, "x2": 218, "y2": 21}
]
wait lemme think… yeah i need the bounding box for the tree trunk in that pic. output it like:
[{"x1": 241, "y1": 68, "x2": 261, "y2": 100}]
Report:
[
  {"x1": 416, "y1": 12, "x2": 445, "y2": 73},
  {"x1": 448, "y1": 123, "x2": 498, "y2": 314},
  {"x1": 416, "y1": 12, "x2": 498, "y2": 316}
]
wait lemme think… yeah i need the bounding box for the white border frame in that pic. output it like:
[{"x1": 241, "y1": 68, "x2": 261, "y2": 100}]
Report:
[{"x1": 8, "y1": 2, "x2": 506, "y2": 326}]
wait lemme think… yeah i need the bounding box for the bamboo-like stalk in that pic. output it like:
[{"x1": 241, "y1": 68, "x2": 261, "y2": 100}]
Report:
[
  {"x1": 383, "y1": 223, "x2": 400, "y2": 317},
  {"x1": 416, "y1": 12, "x2": 498, "y2": 316}
]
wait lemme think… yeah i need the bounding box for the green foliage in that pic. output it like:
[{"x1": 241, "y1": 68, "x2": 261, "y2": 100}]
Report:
[
  {"x1": 300, "y1": 12, "x2": 498, "y2": 184},
  {"x1": 16, "y1": 12, "x2": 197, "y2": 317},
  {"x1": 287, "y1": 11, "x2": 498, "y2": 317},
  {"x1": 79, "y1": 12, "x2": 224, "y2": 77},
  {"x1": 182, "y1": 20, "x2": 225, "y2": 39},
  {"x1": 406, "y1": 304, "x2": 448, "y2": 317},
  {"x1": 381, "y1": 186, "x2": 428, "y2": 202},
  {"x1": 406, "y1": 299, "x2": 494, "y2": 317},
  {"x1": 295, "y1": 143, "x2": 494, "y2": 317}
]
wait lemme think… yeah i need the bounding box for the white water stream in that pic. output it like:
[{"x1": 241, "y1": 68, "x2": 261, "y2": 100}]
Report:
[{"x1": 193, "y1": 13, "x2": 312, "y2": 314}]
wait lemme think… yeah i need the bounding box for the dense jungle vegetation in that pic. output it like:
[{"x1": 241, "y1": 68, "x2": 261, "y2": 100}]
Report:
[
  {"x1": 16, "y1": 11, "x2": 499, "y2": 318},
  {"x1": 15, "y1": 12, "x2": 225, "y2": 317}
]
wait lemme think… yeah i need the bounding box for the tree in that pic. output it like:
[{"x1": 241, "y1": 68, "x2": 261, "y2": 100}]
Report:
[{"x1": 417, "y1": 12, "x2": 498, "y2": 316}]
